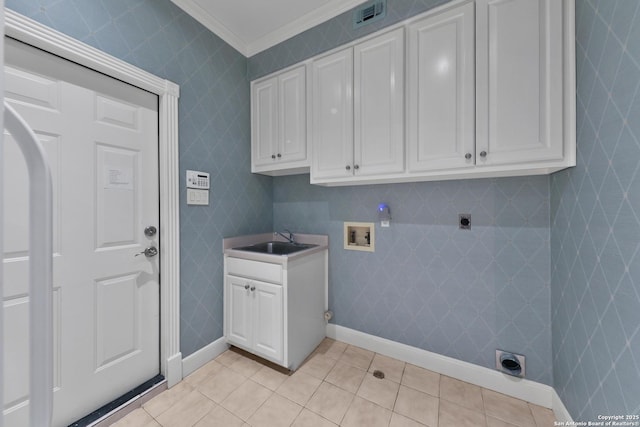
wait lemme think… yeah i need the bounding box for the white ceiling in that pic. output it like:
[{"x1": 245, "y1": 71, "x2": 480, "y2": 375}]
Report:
[{"x1": 170, "y1": 0, "x2": 368, "y2": 57}]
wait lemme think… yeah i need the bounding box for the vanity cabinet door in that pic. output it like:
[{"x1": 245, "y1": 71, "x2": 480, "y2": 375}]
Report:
[
  {"x1": 225, "y1": 275, "x2": 252, "y2": 349},
  {"x1": 252, "y1": 280, "x2": 284, "y2": 362}
]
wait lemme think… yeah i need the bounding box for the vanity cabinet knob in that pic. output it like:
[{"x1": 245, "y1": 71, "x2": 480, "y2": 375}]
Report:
[
  {"x1": 465, "y1": 153, "x2": 472, "y2": 160},
  {"x1": 244, "y1": 284, "x2": 250, "y2": 290},
  {"x1": 480, "y1": 151, "x2": 487, "y2": 158},
  {"x1": 277, "y1": 153, "x2": 282, "y2": 158},
  {"x1": 354, "y1": 164, "x2": 360, "y2": 170},
  {"x1": 250, "y1": 286, "x2": 256, "y2": 292},
  {"x1": 345, "y1": 165, "x2": 351, "y2": 171},
  {"x1": 271, "y1": 154, "x2": 276, "y2": 159}
]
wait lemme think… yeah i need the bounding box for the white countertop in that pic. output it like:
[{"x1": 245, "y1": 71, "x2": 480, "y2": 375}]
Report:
[{"x1": 223, "y1": 233, "x2": 328, "y2": 265}]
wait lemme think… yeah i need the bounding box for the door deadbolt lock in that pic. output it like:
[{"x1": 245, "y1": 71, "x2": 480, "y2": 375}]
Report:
[
  {"x1": 144, "y1": 226, "x2": 157, "y2": 237},
  {"x1": 135, "y1": 247, "x2": 158, "y2": 258}
]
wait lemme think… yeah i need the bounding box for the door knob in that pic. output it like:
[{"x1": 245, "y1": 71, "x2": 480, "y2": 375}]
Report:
[
  {"x1": 135, "y1": 247, "x2": 158, "y2": 258},
  {"x1": 144, "y1": 225, "x2": 157, "y2": 237}
]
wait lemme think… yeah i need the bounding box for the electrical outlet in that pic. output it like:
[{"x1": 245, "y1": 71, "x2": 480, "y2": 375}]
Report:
[{"x1": 459, "y1": 214, "x2": 471, "y2": 230}]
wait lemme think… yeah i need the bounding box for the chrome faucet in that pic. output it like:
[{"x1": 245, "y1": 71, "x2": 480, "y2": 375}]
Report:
[{"x1": 275, "y1": 229, "x2": 295, "y2": 244}]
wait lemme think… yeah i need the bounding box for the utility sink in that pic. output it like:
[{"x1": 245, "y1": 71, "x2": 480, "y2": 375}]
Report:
[{"x1": 233, "y1": 241, "x2": 317, "y2": 255}]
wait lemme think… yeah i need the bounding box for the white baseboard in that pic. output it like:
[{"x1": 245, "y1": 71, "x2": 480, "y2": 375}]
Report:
[
  {"x1": 327, "y1": 324, "x2": 556, "y2": 409},
  {"x1": 181, "y1": 337, "x2": 229, "y2": 378},
  {"x1": 166, "y1": 352, "x2": 183, "y2": 388},
  {"x1": 552, "y1": 388, "x2": 574, "y2": 422}
]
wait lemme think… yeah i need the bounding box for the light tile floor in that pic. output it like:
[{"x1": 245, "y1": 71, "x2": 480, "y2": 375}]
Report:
[{"x1": 113, "y1": 339, "x2": 557, "y2": 427}]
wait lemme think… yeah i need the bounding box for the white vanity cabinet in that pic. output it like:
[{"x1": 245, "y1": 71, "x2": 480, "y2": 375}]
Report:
[
  {"x1": 223, "y1": 239, "x2": 328, "y2": 371},
  {"x1": 226, "y1": 274, "x2": 284, "y2": 362},
  {"x1": 311, "y1": 28, "x2": 405, "y2": 184},
  {"x1": 251, "y1": 65, "x2": 308, "y2": 175}
]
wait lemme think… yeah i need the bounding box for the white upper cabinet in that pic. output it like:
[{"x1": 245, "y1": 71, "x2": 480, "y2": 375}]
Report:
[
  {"x1": 354, "y1": 28, "x2": 405, "y2": 177},
  {"x1": 311, "y1": 28, "x2": 405, "y2": 184},
  {"x1": 251, "y1": 0, "x2": 575, "y2": 185},
  {"x1": 310, "y1": 48, "x2": 354, "y2": 181},
  {"x1": 407, "y1": 2, "x2": 475, "y2": 173},
  {"x1": 251, "y1": 65, "x2": 308, "y2": 175},
  {"x1": 475, "y1": 0, "x2": 566, "y2": 167},
  {"x1": 252, "y1": 77, "x2": 278, "y2": 167}
]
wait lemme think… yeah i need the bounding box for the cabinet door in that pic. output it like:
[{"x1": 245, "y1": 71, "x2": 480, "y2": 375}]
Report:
[
  {"x1": 251, "y1": 77, "x2": 278, "y2": 167},
  {"x1": 252, "y1": 281, "x2": 283, "y2": 363},
  {"x1": 225, "y1": 275, "x2": 252, "y2": 349},
  {"x1": 278, "y1": 66, "x2": 307, "y2": 164},
  {"x1": 476, "y1": 0, "x2": 564, "y2": 166},
  {"x1": 311, "y1": 49, "x2": 354, "y2": 181},
  {"x1": 354, "y1": 28, "x2": 405, "y2": 176},
  {"x1": 407, "y1": 3, "x2": 475, "y2": 172}
]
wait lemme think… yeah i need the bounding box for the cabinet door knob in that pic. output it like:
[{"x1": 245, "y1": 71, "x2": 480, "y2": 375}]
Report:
[
  {"x1": 354, "y1": 164, "x2": 360, "y2": 170},
  {"x1": 465, "y1": 153, "x2": 472, "y2": 160},
  {"x1": 244, "y1": 284, "x2": 250, "y2": 290},
  {"x1": 480, "y1": 151, "x2": 487, "y2": 158},
  {"x1": 250, "y1": 286, "x2": 256, "y2": 292},
  {"x1": 277, "y1": 153, "x2": 282, "y2": 158},
  {"x1": 271, "y1": 154, "x2": 276, "y2": 159},
  {"x1": 345, "y1": 165, "x2": 351, "y2": 171}
]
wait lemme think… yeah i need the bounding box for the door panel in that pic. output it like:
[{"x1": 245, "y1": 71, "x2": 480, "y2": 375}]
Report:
[
  {"x1": 95, "y1": 144, "x2": 139, "y2": 249},
  {"x1": 95, "y1": 274, "x2": 140, "y2": 369},
  {"x1": 3, "y1": 38, "x2": 159, "y2": 427}
]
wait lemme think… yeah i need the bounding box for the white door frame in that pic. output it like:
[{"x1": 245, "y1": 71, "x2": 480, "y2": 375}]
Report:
[{"x1": 4, "y1": 10, "x2": 183, "y2": 387}]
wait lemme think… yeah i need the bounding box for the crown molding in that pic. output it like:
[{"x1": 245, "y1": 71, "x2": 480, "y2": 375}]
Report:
[
  {"x1": 170, "y1": 0, "x2": 248, "y2": 56},
  {"x1": 170, "y1": 0, "x2": 368, "y2": 58},
  {"x1": 245, "y1": 0, "x2": 368, "y2": 56}
]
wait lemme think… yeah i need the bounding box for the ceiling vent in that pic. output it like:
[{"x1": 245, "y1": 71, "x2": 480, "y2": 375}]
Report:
[{"x1": 353, "y1": 0, "x2": 387, "y2": 29}]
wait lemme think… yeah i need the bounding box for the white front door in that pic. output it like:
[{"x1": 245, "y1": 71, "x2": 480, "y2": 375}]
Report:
[{"x1": 3, "y1": 38, "x2": 160, "y2": 427}]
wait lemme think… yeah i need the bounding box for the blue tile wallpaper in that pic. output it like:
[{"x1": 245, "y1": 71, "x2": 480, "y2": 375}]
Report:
[
  {"x1": 273, "y1": 174, "x2": 553, "y2": 385},
  {"x1": 551, "y1": 0, "x2": 640, "y2": 419},
  {"x1": 5, "y1": 0, "x2": 274, "y2": 357}
]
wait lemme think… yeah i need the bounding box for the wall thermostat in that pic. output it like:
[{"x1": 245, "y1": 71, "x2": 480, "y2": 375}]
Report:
[{"x1": 186, "y1": 170, "x2": 210, "y2": 189}]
